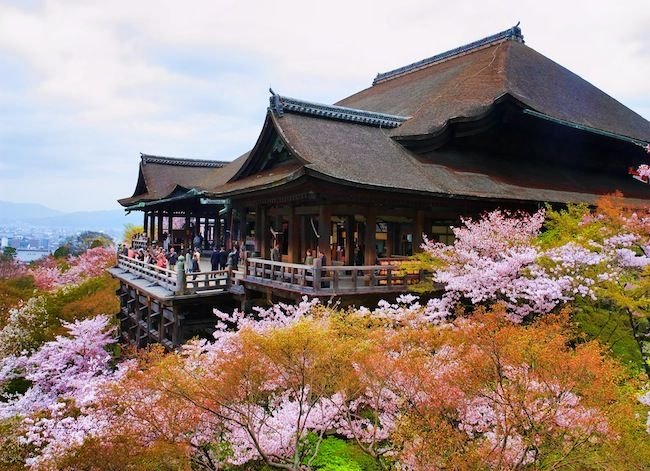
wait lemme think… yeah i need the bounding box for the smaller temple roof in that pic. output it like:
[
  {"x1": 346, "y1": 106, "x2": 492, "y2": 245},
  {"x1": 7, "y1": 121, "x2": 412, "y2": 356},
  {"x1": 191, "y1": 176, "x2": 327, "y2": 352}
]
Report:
[
  {"x1": 118, "y1": 153, "x2": 245, "y2": 207},
  {"x1": 141, "y1": 154, "x2": 229, "y2": 168}
]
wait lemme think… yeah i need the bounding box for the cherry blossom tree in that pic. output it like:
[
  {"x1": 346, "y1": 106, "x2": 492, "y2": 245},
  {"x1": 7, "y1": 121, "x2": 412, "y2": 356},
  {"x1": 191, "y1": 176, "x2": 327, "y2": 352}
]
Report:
[
  {"x1": 0, "y1": 315, "x2": 125, "y2": 468},
  {"x1": 29, "y1": 246, "x2": 116, "y2": 291}
]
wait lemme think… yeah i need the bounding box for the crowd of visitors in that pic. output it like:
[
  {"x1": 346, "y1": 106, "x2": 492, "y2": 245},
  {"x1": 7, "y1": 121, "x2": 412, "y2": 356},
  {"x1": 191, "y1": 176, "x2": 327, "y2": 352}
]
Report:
[{"x1": 120, "y1": 234, "x2": 246, "y2": 276}]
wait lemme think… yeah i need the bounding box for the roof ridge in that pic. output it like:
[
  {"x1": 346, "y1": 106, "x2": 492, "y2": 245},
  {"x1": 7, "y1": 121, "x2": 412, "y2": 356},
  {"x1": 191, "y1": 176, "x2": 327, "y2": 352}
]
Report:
[
  {"x1": 268, "y1": 93, "x2": 409, "y2": 128},
  {"x1": 373, "y1": 23, "x2": 524, "y2": 86},
  {"x1": 140, "y1": 153, "x2": 229, "y2": 168}
]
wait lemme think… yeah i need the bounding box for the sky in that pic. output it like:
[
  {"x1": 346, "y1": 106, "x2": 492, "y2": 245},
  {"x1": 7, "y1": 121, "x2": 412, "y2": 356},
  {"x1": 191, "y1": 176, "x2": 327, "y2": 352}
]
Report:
[{"x1": 0, "y1": 0, "x2": 649, "y2": 212}]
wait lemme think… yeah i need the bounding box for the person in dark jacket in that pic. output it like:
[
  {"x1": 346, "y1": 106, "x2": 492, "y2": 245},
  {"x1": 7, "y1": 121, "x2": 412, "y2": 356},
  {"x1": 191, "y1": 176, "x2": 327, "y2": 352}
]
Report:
[
  {"x1": 210, "y1": 247, "x2": 220, "y2": 274},
  {"x1": 218, "y1": 246, "x2": 228, "y2": 270}
]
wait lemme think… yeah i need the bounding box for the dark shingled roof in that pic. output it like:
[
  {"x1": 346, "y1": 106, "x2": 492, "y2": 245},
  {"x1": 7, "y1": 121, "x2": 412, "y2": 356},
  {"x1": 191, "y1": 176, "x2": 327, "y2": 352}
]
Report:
[
  {"x1": 269, "y1": 94, "x2": 409, "y2": 128},
  {"x1": 337, "y1": 34, "x2": 650, "y2": 142},
  {"x1": 118, "y1": 153, "x2": 247, "y2": 207},
  {"x1": 119, "y1": 27, "x2": 650, "y2": 209},
  {"x1": 262, "y1": 110, "x2": 650, "y2": 206}
]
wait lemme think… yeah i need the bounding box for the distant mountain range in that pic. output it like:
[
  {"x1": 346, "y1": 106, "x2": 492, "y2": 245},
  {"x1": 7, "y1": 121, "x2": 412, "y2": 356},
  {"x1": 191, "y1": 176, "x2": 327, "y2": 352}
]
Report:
[{"x1": 0, "y1": 201, "x2": 141, "y2": 231}]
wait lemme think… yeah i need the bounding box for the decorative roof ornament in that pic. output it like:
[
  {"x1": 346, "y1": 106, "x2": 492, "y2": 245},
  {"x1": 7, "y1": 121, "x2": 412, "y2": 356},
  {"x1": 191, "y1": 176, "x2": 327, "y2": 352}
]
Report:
[
  {"x1": 268, "y1": 92, "x2": 409, "y2": 128},
  {"x1": 140, "y1": 153, "x2": 228, "y2": 168},
  {"x1": 269, "y1": 87, "x2": 283, "y2": 117},
  {"x1": 373, "y1": 23, "x2": 524, "y2": 85}
]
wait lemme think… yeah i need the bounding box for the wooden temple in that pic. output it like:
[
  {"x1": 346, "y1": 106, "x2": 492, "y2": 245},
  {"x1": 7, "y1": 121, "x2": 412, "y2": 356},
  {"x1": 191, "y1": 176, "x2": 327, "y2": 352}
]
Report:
[{"x1": 110, "y1": 24, "x2": 650, "y2": 349}]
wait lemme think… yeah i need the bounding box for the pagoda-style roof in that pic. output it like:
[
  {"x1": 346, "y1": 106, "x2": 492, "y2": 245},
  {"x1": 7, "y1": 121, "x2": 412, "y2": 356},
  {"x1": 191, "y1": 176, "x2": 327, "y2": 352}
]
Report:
[
  {"x1": 216, "y1": 105, "x2": 650, "y2": 206},
  {"x1": 337, "y1": 25, "x2": 650, "y2": 143},
  {"x1": 118, "y1": 153, "x2": 244, "y2": 207}
]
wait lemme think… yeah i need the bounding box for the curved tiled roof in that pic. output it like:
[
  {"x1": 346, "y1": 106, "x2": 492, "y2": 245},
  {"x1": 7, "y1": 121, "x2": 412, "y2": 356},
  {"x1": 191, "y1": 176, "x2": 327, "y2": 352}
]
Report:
[
  {"x1": 141, "y1": 154, "x2": 229, "y2": 167},
  {"x1": 269, "y1": 94, "x2": 409, "y2": 128},
  {"x1": 337, "y1": 32, "x2": 650, "y2": 142},
  {"x1": 373, "y1": 24, "x2": 524, "y2": 85},
  {"x1": 119, "y1": 27, "x2": 650, "y2": 209},
  {"x1": 118, "y1": 153, "x2": 247, "y2": 207},
  {"x1": 268, "y1": 111, "x2": 650, "y2": 205}
]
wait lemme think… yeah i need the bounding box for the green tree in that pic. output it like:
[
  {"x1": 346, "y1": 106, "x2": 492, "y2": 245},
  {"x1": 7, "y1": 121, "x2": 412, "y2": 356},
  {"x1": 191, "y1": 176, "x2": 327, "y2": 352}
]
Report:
[{"x1": 0, "y1": 247, "x2": 17, "y2": 262}]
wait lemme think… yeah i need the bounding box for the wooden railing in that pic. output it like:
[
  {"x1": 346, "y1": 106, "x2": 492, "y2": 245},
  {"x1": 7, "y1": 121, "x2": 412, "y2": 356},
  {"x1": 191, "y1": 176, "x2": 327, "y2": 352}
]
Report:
[
  {"x1": 244, "y1": 258, "x2": 424, "y2": 295},
  {"x1": 116, "y1": 254, "x2": 423, "y2": 297},
  {"x1": 116, "y1": 255, "x2": 233, "y2": 295}
]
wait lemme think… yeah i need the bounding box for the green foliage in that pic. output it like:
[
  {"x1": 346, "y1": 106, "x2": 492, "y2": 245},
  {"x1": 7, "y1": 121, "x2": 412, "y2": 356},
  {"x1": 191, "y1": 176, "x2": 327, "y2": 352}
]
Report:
[
  {"x1": 0, "y1": 274, "x2": 119, "y2": 356},
  {"x1": 123, "y1": 223, "x2": 144, "y2": 244},
  {"x1": 537, "y1": 203, "x2": 598, "y2": 248},
  {"x1": 0, "y1": 418, "x2": 32, "y2": 471},
  {"x1": 53, "y1": 245, "x2": 70, "y2": 258},
  {"x1": 537, "y1": 202, "x2": 650, "y2": 373},
  {"x1": 310, "y1": 437, "x2": 382, "y2": 471},
  {"x1": 0, "y1": 275, "x2": 35, "y2": 327},
  {"x1": 0, "y1": 247, "x2": 17, "y2": 262},
  {"x1": 397, "y1": 251, "x2": 437, "y2": 294},
  {"x1": 57, "y1": 231, "x2": 113, "y2": 257},
  {"x1": 573, "y1": 301, "x2": 644, "y2": 372},
  {"x1": 43, "y1": 273, "x2": 119, "y2": 331}
]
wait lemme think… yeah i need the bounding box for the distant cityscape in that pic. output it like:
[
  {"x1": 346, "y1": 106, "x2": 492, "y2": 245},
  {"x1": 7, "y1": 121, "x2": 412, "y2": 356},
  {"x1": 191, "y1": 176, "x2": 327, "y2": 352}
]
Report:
[
  {"x1": 0, "y1": 200, "x2": 141, "y2": 261},
  {"x1": 0, "y1": 221, "x2": 126, "y2": 262}
]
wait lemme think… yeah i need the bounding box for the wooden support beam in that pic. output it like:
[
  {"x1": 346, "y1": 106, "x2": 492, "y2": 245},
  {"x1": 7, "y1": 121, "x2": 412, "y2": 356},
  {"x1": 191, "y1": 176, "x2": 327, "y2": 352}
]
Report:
[
  {"x1": 157, "y1": 210, "x2": 163, "y2": 244},
  {"x1": 364, "y1": 207, "x2": 377, "y2": 266},
  {"x1": 143, "y1": 212, "x2": 149, "y2": 238},
  {"x1": 318, "y1": 205, "x2": 332, "y2": 261},
  {"x1": 345, "y1": 215, "x2": 354, "y2": 266},
  {"x1": 288, "y1": 206, "x2": 301, "y2": 263}
]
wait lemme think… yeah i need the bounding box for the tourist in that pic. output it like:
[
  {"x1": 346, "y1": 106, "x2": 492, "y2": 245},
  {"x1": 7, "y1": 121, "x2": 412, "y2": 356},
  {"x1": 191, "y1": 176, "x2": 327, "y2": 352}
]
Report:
[
  {"x1": 167, "y1": 247, "x2": 178, "y2": 269},
  {"x1": 210, "y1": 246, "x2": 220, "y2": 273},
  {"x1": 304, "y1": 249, "x2": 314, "y2": 265},
  {"x1": 185, "y1": 248, "x2": 193, "y2": 274},
  {"x1": 162, "y1": 232, "x2": 170, "y2": 252},
  {"x1": 218, "y1": 246, "x2": 228, "y2": 270},
  {"x1": 227, "y1": 245, "x2": 240, "y2": 270},
  {"x1": 192, "y1": 249, "x2": 200, "y2": 275},
  {"x1": 271, "y1": 241, "x2": 281, "y2": 262},
  {"x1": 193, "y1": 233, "x2": 202, "y2": 250},
  {"x1": 156, "y1": 252, "x2": 167, "y2": 269},
  {"x1": 318, "y1": 249, "x2": 329, "y2": 288}
]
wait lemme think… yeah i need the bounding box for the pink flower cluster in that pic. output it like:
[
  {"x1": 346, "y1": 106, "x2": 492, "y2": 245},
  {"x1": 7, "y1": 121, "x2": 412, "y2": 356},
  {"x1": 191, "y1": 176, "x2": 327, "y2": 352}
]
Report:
[
  {"x1": 29, "y1": 246, "x2": 116, "y2": 291},
  {"x1": 457, "y1": 366, "x2": 609, "y2": 467},
  {"x1": 422, "y1": 209, "x2": 650, "y2": 322},
  {"x1": 0, "y1": 315, "x2": 124, "y2": 467}
]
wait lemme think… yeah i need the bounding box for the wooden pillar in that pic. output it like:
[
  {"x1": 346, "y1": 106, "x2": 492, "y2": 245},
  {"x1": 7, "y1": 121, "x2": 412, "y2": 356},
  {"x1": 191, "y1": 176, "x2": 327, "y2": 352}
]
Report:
[
  {"x1": 364, "y1": 208, "x2": 377, "y2": 266},
  {"x1": 345, "y1": 216, "x2": 354, "y2": 265},
  {"x1": 215, "y1": 215, "x2": 221, "y2": 247},
  {"x1": 156, "y1": 211, "x2": 163, "y2": 244},
  {"x1": 184, "y1": 213, "x2": 191, "y2": 251},
  {"x1": 259, "y1": 206, "x2": 272, "y2": 259},
  {"x1": 167, "y1": 211, "x2": 173, "y2": 240},
  {"x1": 149, "y1": 212, "x2": 156, "y2": 242},
  {"x1": 318, "y1": 205, "x2": 332, "y2": 261},
  {"x1": 143, "y1": 212, "x2": 149, "y2": 236},
  {"x1": 255, "y1": 205, "x2": 264, "y2": 257},
  {"x1": 413, "y1": 210, "x2": 425, "y2": 254},
  {"x1": 288, "y1": 205, "x2": 301, "y2": 263},
  {"x1": 385, "y1": 222, "x2": 394, "y2": 257}
]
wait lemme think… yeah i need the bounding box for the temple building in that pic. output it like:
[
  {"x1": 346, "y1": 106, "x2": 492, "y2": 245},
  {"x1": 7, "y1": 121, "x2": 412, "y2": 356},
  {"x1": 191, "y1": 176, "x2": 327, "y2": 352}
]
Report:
[{"x1": 112, "y1": 25, "x2": 650, "y2": 348}]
